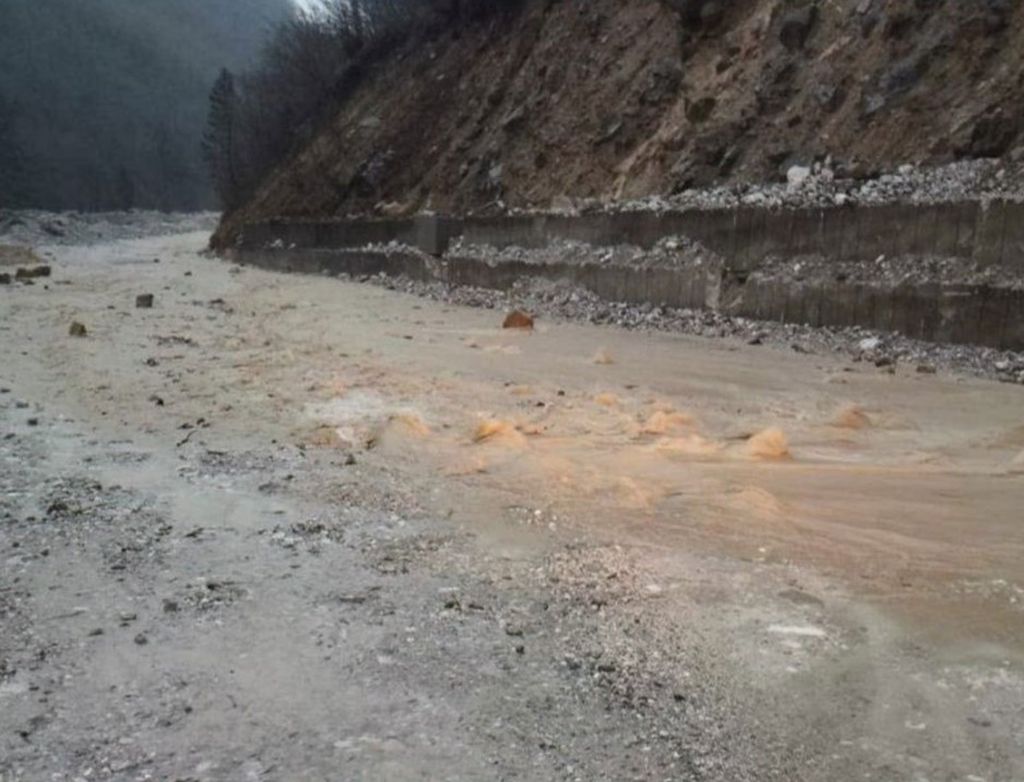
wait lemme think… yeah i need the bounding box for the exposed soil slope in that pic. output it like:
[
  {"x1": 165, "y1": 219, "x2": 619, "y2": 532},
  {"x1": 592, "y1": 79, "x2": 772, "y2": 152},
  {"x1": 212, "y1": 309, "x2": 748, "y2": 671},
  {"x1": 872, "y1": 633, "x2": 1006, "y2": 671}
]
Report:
[{"x1": 217, "y1": 0, "x2": 1024, "y2": 243}]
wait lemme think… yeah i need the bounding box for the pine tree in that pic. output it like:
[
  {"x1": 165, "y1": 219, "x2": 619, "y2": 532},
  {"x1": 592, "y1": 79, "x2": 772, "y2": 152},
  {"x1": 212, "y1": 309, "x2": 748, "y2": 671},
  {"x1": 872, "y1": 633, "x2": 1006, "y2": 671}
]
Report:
[
  {"x1": 0, "y1": 94, "x2": 31, "y2": 208},
  {"x1": 202, "y1": 69, "x2": 240, "y2": 209}
]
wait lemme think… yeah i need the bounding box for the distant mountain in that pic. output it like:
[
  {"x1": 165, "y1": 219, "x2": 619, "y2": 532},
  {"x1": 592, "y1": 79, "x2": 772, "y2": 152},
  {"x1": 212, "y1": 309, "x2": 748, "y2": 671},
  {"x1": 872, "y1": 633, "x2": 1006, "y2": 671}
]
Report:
[{"x1": 0, "y1": 0, "x2": 291, "y2": 210}]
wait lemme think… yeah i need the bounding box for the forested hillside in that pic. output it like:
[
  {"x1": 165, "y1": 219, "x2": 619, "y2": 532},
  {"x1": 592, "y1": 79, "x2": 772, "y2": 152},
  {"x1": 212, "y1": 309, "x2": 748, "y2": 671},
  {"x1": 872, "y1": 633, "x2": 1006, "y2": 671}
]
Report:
[{"x1": 0, "y1": 0, "x2": 290, "y2": 211}]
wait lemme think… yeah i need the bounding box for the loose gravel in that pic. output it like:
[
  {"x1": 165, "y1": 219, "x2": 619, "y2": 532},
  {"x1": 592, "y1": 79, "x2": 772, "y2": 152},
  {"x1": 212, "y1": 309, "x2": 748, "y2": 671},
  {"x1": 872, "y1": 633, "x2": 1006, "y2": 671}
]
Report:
[{"x1": 523, "y1": 159, "x2": 1024, "y2": 215}]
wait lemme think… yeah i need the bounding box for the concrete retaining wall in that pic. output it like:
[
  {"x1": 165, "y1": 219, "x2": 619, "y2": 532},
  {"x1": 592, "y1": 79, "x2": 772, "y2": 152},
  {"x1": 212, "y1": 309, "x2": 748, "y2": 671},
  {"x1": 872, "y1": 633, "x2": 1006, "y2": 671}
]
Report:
[
  {"x1": 722, "y1": 279, "x2": 1024, "y2": 349},
  {"x1": 240, "y1": 200, "x2": 1024, "y2": 271}
]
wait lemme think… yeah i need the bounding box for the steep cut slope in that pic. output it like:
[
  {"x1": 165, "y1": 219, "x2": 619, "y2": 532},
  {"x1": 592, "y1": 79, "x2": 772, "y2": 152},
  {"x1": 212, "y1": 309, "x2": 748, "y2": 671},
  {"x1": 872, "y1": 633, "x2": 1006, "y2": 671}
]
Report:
[{"x1": 218, "y1": 0, "x2": 1024, "y2": 243}]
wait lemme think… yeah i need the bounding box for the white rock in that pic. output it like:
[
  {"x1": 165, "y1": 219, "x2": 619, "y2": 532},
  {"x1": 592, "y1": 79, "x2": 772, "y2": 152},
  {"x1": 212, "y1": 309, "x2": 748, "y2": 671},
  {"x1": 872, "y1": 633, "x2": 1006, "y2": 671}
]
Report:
[
  {"x1": 767, "y1": 624, "x2": 827, "y2": 638},
  {"x1": 787, "y1": 165, "x2": 811, "y2": 187},
  {"x1": 858, "y1": 337, "x2": 882, "y2": 352}
]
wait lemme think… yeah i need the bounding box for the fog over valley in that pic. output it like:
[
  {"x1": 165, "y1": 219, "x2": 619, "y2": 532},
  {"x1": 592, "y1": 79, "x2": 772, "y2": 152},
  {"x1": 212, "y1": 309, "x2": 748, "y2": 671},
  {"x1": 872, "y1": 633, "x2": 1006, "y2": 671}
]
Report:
[{"x1": 0, "y1": 0, "x2": 291, "y2": 210}]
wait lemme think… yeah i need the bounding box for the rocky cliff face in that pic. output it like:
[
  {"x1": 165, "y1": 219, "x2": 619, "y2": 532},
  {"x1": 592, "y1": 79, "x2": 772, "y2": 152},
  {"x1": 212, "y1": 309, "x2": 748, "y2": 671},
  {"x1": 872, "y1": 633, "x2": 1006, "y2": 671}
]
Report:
[{"x1": 216, "y1": 0, "x2": 1023, "y2": 244}]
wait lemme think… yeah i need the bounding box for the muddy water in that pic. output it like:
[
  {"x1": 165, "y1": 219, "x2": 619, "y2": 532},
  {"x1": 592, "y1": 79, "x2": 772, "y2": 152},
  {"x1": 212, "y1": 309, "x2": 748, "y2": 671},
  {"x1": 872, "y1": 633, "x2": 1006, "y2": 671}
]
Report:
[{"x1": 225, "y1": 274, "x2": 1024, "y2": 647}]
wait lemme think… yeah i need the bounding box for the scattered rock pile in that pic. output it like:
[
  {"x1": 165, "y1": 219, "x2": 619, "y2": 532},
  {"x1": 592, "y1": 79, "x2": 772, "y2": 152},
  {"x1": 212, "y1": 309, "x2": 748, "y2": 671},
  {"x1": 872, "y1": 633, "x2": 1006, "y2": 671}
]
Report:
[
  {"x1": 609, "y1": 159, "x2": 1024, "y2": 214},
  {"x1": 446, "y1": 235, "x2": 724, "y2": 271},
  {"x1": 752, "y1": 253, "x2": 1024, "y2": 290},
  {"x1": 0, "y1": 246, "x2": 53, "y2": 288}
]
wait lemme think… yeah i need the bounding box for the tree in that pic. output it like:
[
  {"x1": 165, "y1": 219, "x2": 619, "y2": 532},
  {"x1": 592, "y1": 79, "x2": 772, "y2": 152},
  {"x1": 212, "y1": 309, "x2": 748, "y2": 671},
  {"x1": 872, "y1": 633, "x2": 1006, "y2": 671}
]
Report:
[
  {"x1": 0, "y1": 93, "x2": 31, "y2": 208},
  {"x1": 202, "y1": 68, "x2": 240, "y2": 209}
]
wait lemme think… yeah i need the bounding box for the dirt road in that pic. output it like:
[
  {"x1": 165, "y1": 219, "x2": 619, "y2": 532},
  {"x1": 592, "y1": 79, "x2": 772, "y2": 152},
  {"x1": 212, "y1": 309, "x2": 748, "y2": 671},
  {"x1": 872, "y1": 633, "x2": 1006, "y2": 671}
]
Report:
[{"x1": 2, "y1": 228, "x2": 1023, "y2": 781}]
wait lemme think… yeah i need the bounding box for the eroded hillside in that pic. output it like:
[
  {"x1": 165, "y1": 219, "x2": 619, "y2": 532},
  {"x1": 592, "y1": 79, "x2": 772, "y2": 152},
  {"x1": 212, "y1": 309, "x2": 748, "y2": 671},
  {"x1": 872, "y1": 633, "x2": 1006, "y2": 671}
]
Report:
[{"x1": 217, "y1": 0, "x2": 1023, "y2": 243}]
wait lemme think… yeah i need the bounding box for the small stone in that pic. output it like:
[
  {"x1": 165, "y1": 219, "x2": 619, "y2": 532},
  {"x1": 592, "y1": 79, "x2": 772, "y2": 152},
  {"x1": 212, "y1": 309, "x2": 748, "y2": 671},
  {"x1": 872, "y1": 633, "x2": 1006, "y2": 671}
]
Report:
[
  {"x1": 133, "y1": 633, "x2": 149, "y2": 645},
  {"x1": 0, "y1": 273, "x2": 10, "y2": 285},
  {"x1": 135, "y1": 293, "x2": 155, "y2": 309},
  {"x1": 26, "y1": 418, "x2": 38, "y2": 426},
  {"x1": 162, "y1": 599, "x2": 179, "y2": 613},
  {"x1": 916, "y1": 364, "x2": 937, "y2": 374},
  {"x1": 68, "y1": 322, "x2": 87, "y2": 337},
  {"x1": 503, "y1": 310, "x2": 534, "y2": 330},
  {"x1": 88, "y1": 628, "x2": 104, "y2": 637},
  {"x1": 15, "y1": 266, "x2": 51, "y2": 280}
]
